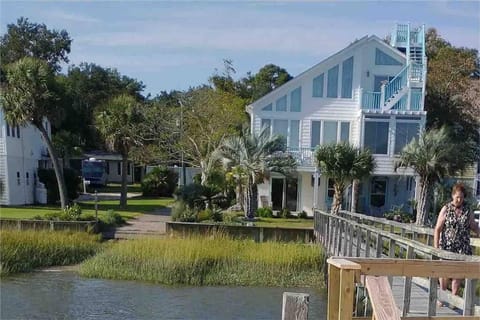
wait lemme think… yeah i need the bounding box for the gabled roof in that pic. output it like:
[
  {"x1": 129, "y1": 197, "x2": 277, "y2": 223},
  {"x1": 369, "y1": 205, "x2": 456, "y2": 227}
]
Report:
[{"x1": 247, "y1": 34, "x2": 406, "y2": 112}]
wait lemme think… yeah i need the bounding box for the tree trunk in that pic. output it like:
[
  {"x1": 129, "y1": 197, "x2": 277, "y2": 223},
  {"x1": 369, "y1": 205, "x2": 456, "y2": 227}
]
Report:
[
  {"x1": 416, "y1": 177, "x2": 431, "y2": 226},
  {"x1": 351, "y1": 179, "x2": 360, "y2": 213},
  {"x1": 120, "y1": 154, "x2": 128, "y2": 209},
  {"x1": 237, "y1": 181, "x2": 245, "y2": 211},
  {"x1": 245, "y1": 180, "x2": 258, "y2": 219},
  {"x1": 37, "y1": 124, "x2": 68, "y2": 209},
  {"x1": 332, "y1": 183, "x2": 345, "y2": 215}
]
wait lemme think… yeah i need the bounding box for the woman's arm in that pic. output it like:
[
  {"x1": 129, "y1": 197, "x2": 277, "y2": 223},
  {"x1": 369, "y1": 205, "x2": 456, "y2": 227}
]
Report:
[
  {"x1": 468, "y1": 210, "x2": 480, "y2": 237},
  {"x1": 434, "y1": 206, "x2": 447, "y2": 248}
]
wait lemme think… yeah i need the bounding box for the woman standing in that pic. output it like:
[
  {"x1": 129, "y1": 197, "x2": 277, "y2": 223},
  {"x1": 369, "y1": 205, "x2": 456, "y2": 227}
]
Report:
[{"x1": 433, "y1": 183, "x2": 479, "y2": 297}]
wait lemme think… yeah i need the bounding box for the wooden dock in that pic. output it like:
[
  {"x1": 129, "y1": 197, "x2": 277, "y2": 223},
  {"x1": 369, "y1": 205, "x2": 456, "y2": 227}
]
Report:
[{"x1": 314, "y1": 209, "x2": 480, "y2": 319}]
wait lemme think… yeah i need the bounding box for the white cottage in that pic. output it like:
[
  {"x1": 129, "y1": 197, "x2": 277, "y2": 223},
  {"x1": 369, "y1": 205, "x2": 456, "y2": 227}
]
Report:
[
  {"x1": 0, "y1": 111, "x2": 50, "y2": 205},
  {"x1": 247, "y1": 23, "x2": 428, "y2": 217}
]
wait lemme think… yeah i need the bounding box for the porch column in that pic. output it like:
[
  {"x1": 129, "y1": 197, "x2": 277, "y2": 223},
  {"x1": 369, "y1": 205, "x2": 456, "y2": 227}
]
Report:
[{"x1": 313, "y1": 167, "x2": 320, "y2": 210}]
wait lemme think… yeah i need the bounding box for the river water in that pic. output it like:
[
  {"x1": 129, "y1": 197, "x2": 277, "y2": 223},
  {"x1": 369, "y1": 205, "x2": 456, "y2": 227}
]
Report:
[{"x1": 1, "y1": 271, "x2": 327, "y2": 319}]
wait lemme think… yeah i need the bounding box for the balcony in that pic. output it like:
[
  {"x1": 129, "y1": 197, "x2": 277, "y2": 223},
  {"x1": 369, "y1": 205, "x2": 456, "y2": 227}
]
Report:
[{"x1": 285, "y1": 147, "x2": 315, "y2": 167}]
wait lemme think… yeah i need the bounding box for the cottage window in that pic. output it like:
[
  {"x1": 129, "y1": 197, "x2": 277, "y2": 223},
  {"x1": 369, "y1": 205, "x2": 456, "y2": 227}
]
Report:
[
  {"x1": 17, "y1": 171, "x2": 21, "y2": 185},
  {"x1": 364, "y1": 121, "x2": 389, "y2": 154},
  {"x1": 275, "y1": 95, "x2": 287, "y2": 112},
  {"x1": 394, "y1": 122, "x2": 419, "y2": 154},
  {"x1": 16, "y1": 126, "x2": 20, "y2": 138},
  {"x1": 311, "y1": 121, "x2": 321, "y2": 148},
  {"x1": 375, "y1": 48, "x2": 402, "y2": 65},
  {"x1": 312, "y1": 73, "x2": 324, "y2": 97},
  {"x1": 290, "y1": 87, "x2": 301, "y2": 112},
  {"x1": 323, "y1": 121, "x2": 337, "y2": 144},
  {"x1": 6, "y1": 124, "x2": 10, "y2": 136},
  {"x1": 26, "y1": 172, "x2": 29, "y2": 185},
  {"x1": 117, "y1": 162, "x2": 121, "y2": 175},
  {"x1": 341, "y1": 57, "x2": 354, "y2": 98},
  {"x1": 327, "y1": 65, "x2": 339, "y2": 98},
  {"x1": 262, "y1": 103, "x2": 272, "y2": 111},
  {"x1": 370, "y1": 178, "x2": 387, "y2": 208}
]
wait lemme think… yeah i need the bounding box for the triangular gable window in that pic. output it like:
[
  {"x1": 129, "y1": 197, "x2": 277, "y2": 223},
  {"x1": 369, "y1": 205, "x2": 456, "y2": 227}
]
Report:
[
  {"x1": 262, "y1": 103, "x2": 272, "y2": 111},
  {"x1": 375, "y1": 48, "x2": 402, "y2": 65}
]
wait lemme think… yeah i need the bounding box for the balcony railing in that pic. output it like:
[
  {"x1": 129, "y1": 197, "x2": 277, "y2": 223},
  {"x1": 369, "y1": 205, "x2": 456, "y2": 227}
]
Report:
[
  {"x1": 411, "y1": 90, "x2": 422, "y2": 111},
  {"x1": 285, "y1": 147, "x2": 315, "y2": 167},
  {"x1": 384, "y1": 65, "x2": 408, "y2": 105},
  {"x1": 361, "y1": 91, "x2": 381, "y2": 110}
]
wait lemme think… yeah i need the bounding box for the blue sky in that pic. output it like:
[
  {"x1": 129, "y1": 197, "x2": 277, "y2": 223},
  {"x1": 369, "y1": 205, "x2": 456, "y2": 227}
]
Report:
[{"x1": 1, "y1": 1, "x2": 479, "y2": 96}]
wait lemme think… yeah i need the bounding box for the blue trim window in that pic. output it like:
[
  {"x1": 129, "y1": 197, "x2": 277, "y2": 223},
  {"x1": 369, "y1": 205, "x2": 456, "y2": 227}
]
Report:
[
  {"x1": 323, "y1": 121, "x2": 337, "y2": 144},
  {"x1": 340, "y1": 122, "x2": 350, "y2": 142},
  {"x1": 311, "y1": 121, "x2": 321, "y2": 148},
  {"x1": 16, "y1": 126, "x2": 20, "y2": 138},
  {"x1": 375, "y1": 48, "x2": 402, "y2": 65},
  {"x1": 6, "y1": 124, "x2": 10, "y2": 137},
  {"x1": 341, "y1": 57, "x2": 354, "y2": 98},
  {"x1": 364, "y1": 121, "x2": 389, "y2": 154},
  {"x1": 262, "y1": 103, "x2": 272, "y2": 111},
  {"x1": 261, "y1": 119, "x2": 271, "y2": 133},
  {"x1": 327, "y1": 65, "x2": 339, "y2": 98},
  {"x1": 312, "y1": 73, "x2": 324, "y2": 97},
  {"x1": 275, "y1": 95, "x2": 287, "y2": 112},
  {"x1": 290, "y1": 87, "x2": 301, "y2": 112},
  {"x1": 273, "y1": 119, "x2": 288, "y2": 142}
]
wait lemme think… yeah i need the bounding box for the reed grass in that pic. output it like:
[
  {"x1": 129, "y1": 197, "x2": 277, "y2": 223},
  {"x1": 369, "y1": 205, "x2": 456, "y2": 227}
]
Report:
[
  {"x1": 80, "y1": 234, "x2": 324, "y2": 287},
  {"x1": 0, "y1": 230, "x2": 102, "y2": 275}
]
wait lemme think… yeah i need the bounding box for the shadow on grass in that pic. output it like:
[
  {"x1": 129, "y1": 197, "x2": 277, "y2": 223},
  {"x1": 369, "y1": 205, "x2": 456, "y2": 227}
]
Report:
[{"x1": 77, "y1": 196, "x2": 174, "y2": 214}]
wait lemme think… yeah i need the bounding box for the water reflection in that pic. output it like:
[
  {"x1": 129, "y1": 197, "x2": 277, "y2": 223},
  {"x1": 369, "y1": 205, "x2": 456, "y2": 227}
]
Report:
[{"x1": 1, "y1": 271, "x2": 327, "y2": 319}]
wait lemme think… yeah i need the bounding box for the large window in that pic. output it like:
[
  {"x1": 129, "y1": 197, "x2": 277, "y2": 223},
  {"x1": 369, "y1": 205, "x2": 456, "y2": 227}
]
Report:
[
  {"x1": 290, "y1": 87, "x2": 301, "y2": 112},
  {"x1": 395, "y1": 122, "x2": 419, "y2": 154},
  {"x1": 262, "y1": 103, "x2": 272, "y2": 111},
  {"x1": 375, "y1": 48, "x2": 402, "y2": 65},
  {"x1": 327, "y1": 65, "x2": 339, "y2": 98},
  {"x1": 261, "y1": 119, "x2": 271, "y2": 132},
  {"x1": 364, "y1": 121, "x2": 389, "y2": 154},
  {"x1": 290, "y1": 120, "x2": 299, "y2": 149},
  {"x1": 341, "y1": 57, "x2": 354, "y2": 98},
  {"x1": 272, "y1": 119, "x2": 299, "y2": 148},
  {"x1": 275, "y1": 95, "x2": 287, "y2": 112},
  {"x1": 310, "y1": 120, "x2": 350, "y2": 148},
  {"x1": 313, "y1": 73, "x2": 324, "y2": 97}
]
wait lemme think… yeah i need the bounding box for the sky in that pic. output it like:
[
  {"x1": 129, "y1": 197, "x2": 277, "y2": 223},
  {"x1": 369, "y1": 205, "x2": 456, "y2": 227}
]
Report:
[{"x1": 1, "y1": 1, "x2": 479, "y2": 97}]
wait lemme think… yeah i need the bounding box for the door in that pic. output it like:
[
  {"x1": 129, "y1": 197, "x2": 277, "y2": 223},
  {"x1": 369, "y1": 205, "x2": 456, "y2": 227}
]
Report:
[
  {"x1": 271, "y1": 178, "x2": 284, "y2": 211},
  {"x1": 271, "y1": 177, "x2": 298, "y2": 211}
]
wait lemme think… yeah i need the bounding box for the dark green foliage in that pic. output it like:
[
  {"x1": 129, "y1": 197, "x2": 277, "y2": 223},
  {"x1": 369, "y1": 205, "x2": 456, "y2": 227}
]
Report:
[
  {"x1": 171, "y1": 200, "x2": 197, "y2": 222},
  {"x1": 256, "y1": 207, "x2": 273, "y2": 218},
  {"x1": 383, "y1": 205, "x2": 414, "y2": 223},
  {"x1": 102, "y1": 209, "x2": 125, "y2": 226},
  {"x1": 280, "y1": 208, "x2": 293, "y2": 219},
  {"x1": 38, "y1": 168, "x2": 80, "y2": 204},
  {"x1": 141, "y1": 167, "x2": 178, "y2": 196},
  {"x1": 175, "y1": 183, "x2": 205, "y2": 209},
  {"x1": 298, "y1": 211, "x2": 308, "y2": 219}
]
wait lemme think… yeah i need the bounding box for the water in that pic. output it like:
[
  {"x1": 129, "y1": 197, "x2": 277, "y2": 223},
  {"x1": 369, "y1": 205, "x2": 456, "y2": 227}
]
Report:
[{"x1": 1, "y1": 271, "x2": 327, "y2": 320}]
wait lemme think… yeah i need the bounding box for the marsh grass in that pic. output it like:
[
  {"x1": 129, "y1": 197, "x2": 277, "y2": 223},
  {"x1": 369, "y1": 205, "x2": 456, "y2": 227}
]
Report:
[
  {"x1": 80, "y1": 234, "x2": 324, "y2": 287},
  {"x1": 0, "y1": 230, "x2": 102, "y2": 275}
]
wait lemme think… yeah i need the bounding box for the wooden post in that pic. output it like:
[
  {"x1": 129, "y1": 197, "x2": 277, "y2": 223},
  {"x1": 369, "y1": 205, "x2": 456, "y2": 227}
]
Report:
[
  {"x1": 282, "y1": 292, "x2": 309, "y2": 320},
  {"x1": 463, "y1": 279, "x2": 476, "y2": 316},
  {"x1": 376, "y1": 234, "x2": 383, "y2": 257},
  {"x1": 402, "y1": 245, "x2": 414, "y2": 316},
  {"x1": 327, "y1": 258, "x2": 361, "y2": 320},
  {"x1": 427, "y1": 277, "x2": 438, "y2": 316},
  {"x1": 365, "y1": 230, "x2": 371, "y2": 257},
  {"x1": 348, "y1": 223, "x2": 354, "y2": 256}
]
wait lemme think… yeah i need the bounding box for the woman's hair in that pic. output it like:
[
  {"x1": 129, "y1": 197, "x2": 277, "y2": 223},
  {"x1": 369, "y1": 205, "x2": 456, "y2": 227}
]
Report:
[{"x1": 451, "y1": 182, "x2": 467, "y2": 197}]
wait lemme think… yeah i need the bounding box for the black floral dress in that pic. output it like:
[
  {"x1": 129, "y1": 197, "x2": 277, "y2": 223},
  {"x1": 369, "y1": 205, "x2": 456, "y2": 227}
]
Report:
[{"x1": 439, "y1": 203, "x2": 472, "y2": 255}]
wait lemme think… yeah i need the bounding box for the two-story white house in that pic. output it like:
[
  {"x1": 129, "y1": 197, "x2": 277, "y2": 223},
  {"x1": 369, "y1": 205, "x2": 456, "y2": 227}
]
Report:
[
  {"x1": 0, "y1": 111, "x2": 50, "y2": 205},
  {"x1": 247, "y1": 23, "x2": 428, "y2": 217}
]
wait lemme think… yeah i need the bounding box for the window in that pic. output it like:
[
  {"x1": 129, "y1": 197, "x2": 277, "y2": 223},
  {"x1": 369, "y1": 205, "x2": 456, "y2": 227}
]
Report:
[
  {"x1": 127, "y1": 163, "x2": 131, "y2": 176},
  {"x1": 327, "y1": 178, "x2": 335, "y2": 201},
  {"x1": 262, "y1": 103, "x2": 272, "y2": 111},
  {"x1": 340, "y1": 122, "x2": 350, "y2": 142},
  {"x1": 364, "y1": 122, "x2": 389, "y2": 154},
  {"x1": 106, "y1": 162, "x2": 110, "y2": 174},
  {"x1": 6, "y1": 124, "x2": 10, "y2": 137},
  {"x1": 341, "y1": 57, "x2": 354, "y2": 98},
  {"x1": 311, "y1": 121, "x2": 321, "y2": 148},
  {"x1": 327, "y1": 65, "x2": 339, "y2": 98},
  {"x1": 273, "y1": 119, "x2": 288, "y2": 141},
  {"x1": 117, "y1": 162, "x2": 121, "y2": 175},
  {"x1": 12, "y1": 126, "x2": 15, "y2": 137},
  {"x1": 323, "y1": 121, "x2": 337, "y2": 144},
  {"x1": 395, "y1": 123, "x2": 419, "y2": 154},
  {"x1": 16, "y1": 126, "x2": 20, "y2": 138},
  {"x1": 290, "y1": 87, "x2": 301, "y2": 112},
  {"x1": 375, "y1": 48, "x2": 402, "y2": 65},
  {"x1": 17, "y1": 171, "x2": 21, "y2": 185},
  {"x1": 26, "y1": 172, "x2": 29, "y2": 185},
  {"x1": 290, "y1": 120, "x2": 299, "y2": 149},
  {"x1": 275, "y1": 95, "x2": 287, "y2": 112},
  {"x1": 313, "y1": 73, "x2": 324, "y2": 97},
  {"x1": 370, "y1": 178, "x2": 387, "y2": 207},
  {"x1": 261, "y1": 119, "x2": 271, "y2": 133},
  {"x1": 476, "y1": 180, "x2": 480, "y2": 197}
]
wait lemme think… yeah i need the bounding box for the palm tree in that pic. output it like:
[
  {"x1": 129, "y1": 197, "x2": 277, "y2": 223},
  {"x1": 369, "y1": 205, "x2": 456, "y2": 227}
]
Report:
[
  {"x1": 396, "y1": 127, "x2": 456, "y2": 226},
  {"x1": 95, "y1": 94, "x2": 144, "y2": 208},
  {"x1": 218, "y1": 127, "x2": 295, "y2": 219},
  {"x1": 315, "y1": 142, "x2": 375, "y2": 215},
  {"x1": 1, "y1": 57, "x2": 68, "y2": 208}
]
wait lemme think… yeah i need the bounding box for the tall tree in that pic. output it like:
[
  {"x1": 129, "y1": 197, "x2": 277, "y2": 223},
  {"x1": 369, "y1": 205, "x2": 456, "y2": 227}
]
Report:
[
  {"x1": 1, "y1": 57, "x2": 68, "y2": 208},
  {"x1": 396, "y1": 127, "x2": 456, "y2": 226},
  {"x1": 180, "y1": 87, "x2": 246, "y2": 185},
  {"x1": 218, "y1": 127, "x2": 296, "y2": 219},
  {"x1": 95, "y1": 94, "x2": 144, "y2": 208},
  {"x1": 315, "y1": 143, "x2": 375, "y2": 215},
  {"x1": 0, "y1": 17, "x2": 71, "y2": 73},
  {"x1": 248, "y1": 64, "x2": 292, "y2": 101}
]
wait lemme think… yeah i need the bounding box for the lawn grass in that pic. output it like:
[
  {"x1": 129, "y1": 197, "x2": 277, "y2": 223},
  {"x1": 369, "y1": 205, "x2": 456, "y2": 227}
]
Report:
[
  {"x1": 254, "y1": 217, "x2": 314, "y2": 228},
  {"x1": 0, "y1": 197, "x2": 174, "y2": 220},
  {"x1": 86, "y1": 183, "x2": 142, "y2": 194}
]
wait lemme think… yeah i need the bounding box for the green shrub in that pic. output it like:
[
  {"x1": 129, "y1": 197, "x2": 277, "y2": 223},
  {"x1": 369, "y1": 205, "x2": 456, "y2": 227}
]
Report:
[
  {"x1": 223, "y1": 212, "x2": 242, "y2": 224},
  {"x1": 141, "y1": 167, "x2": 178, "y2": 197},
  {"x1": 171, "y1": 201, "x2": 197, "y2": 222},
  {"x1": 298, "y1": 210, "x2": 308, "y2": 219},
  {"x1": 63, "y1": 203, "x2": 82, "y2": 220},
  {"x1": 280, "y1": 208, "x2": 293, "y2": 219},
  {"x1": 38, "y1": 168, "x2": 81, "y2": 204},
  {"x1": 256, "y1": 207, "x2": 273, "y2": 218},
  {"x1": 197, "y1": 209, "x2": 213, "y2": 222},
  {"x1": 102, "y1": 209, "x2": 124, "y2": 226},
  {"x1": 174, "y1": 183, "x2": 205, "y2": 209}
]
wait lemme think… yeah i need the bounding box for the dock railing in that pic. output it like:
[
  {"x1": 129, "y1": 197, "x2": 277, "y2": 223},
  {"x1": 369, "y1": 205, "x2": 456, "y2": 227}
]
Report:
[
  {"x1": 327, "y1": 257, "x2": 480, "y2": 320},
  {"x1": 315, "y1": 210, "x2": 480, "y2": 317}
]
